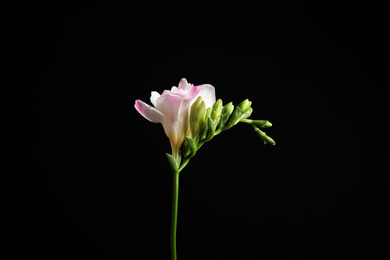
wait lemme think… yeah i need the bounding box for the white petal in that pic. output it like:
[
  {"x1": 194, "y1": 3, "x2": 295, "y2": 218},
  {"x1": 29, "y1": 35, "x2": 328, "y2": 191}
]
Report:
[
  {"x1": 170, "y1": 86, "x2": 178, "y2": 93},
  {"x1": 150, "y1": 91, "x2": 160, "y2": 107},
  {"x1": 197, "y1": 84, "x2": 216, "y2": 108}
]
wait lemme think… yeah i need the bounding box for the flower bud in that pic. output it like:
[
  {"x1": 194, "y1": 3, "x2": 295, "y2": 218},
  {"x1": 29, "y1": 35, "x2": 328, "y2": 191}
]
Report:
[
  {"x1": 210, "y1": 99, "x2": 223, "y2": 122},
  {"x1": 238, "y1": 99, "x2": 252, "y2": 114},
  {"x1": 222, "y1": 102, "x2": 234, "y2": 116},
  {"x1": 190, "y1": 97, "x2": 207, "y2": 137},
  {"x1": 220, "y1": 102, "x2": 234, "y2": 126},
  {"x1": 252, "y1": 126, "x2": 276, "y2": 145},
  {"x1": 262, "y1": 134, "x2": 276, "y2": 145}
]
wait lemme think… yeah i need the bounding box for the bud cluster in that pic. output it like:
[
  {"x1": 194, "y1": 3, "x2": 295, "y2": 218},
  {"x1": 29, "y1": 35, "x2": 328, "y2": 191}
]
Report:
[{"x1": 173, "y1": 97, "x2": 275, "y2": 172}]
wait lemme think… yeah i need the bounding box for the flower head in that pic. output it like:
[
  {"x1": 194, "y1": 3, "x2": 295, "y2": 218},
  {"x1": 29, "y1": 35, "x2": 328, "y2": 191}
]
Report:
[{"x1": 135, "y1": 78, "x2": 215, "y2": 159}]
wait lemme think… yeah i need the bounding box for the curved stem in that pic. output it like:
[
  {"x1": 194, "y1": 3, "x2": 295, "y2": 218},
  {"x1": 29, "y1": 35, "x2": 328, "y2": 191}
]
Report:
[{"x1": 171, "y1": 170, "x2": 179, "y2": 260}]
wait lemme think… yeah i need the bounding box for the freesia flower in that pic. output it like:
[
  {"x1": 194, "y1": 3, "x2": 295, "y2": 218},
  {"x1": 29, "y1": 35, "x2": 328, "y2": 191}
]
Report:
[{"x1": 135, "y1": 78, "x2": 215, "y2": 159}]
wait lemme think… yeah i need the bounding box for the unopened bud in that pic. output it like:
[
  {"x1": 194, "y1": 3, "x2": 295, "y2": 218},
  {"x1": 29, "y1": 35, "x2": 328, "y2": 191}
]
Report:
[
  {"x1": 262, "y1": 134, "x2": 276, "y2": 145},
  {"x1": 210, "y1": 99, "x2": 223, "y2": 122},
  {"x1": 222, "y1": 102, "x2": 234, "y2": 115},
  {"x1": 220, "y1": 102, "x2": 234, "y2": 126},
  {"x1": 190, "y1": 97, "x2": 207, "y2": 137},
  {"x1": 252, "y1": 126, "x2": 276, "y2": 145},
  {"x1": 238, "y1": 99, "x2": 252, "y2": 114}
]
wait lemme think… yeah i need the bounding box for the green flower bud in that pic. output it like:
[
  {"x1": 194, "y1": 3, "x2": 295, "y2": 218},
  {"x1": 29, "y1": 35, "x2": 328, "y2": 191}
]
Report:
[
  {"x1": 190, "y1": 97, "x2": 207, "y2": 137},
  {"x1": 210, "y1": 99, "x2": 223, "y2": 122},
  {"x1": 262, "y1": 134, "x2": 276, "y2": 145},
  {"x1": 220, "y1": 102, "x2": 234, "y2": 127},
  {"x1": 222, "y1": 102, "x2": 234, "y2": 115},
  {"x1": 238, "y1": 99, "x2": 252, "y2": 114},
  {"x1": 226, "y1": 100, "x2": 253, "y2": 129},
  {"x1": 252, "y1": 125, "x2": 276, "y2": 145}
]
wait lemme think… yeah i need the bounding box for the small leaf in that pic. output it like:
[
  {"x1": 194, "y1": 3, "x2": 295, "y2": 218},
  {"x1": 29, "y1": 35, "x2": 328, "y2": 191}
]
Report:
[
  {"x1": 200, "y1": 115, "x2": 209, "y2": 140},
  {"x1": 206, "y1": 117, "x2": 216, "y2": 141},
  {"x1": 226, "y1": 106, "x2": 243, "y2": 128},
  {"x1": 182, "y1": 140, "x2": 191, "y2": 157},
  {"x1": 166, "y1": 153, "x2": 179, "y2": 173},
  {"x1": 240, "y1": 107, "x2": 253, "y2": 120}
]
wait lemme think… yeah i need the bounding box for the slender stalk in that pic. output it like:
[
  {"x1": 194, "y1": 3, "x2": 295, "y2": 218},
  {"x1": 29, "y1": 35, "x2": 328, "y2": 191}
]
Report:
[{"x1": 171, "y1": 170, "x2": 180, "y2": 260}]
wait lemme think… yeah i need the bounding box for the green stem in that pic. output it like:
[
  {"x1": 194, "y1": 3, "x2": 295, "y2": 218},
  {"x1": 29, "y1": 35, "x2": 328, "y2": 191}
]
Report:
[
  {"x1": 171, "y1": 170, "x2": 179, "y2": 260},
  {"x1": 240, "y1": 118, "x2": 253, "y2": 124}
]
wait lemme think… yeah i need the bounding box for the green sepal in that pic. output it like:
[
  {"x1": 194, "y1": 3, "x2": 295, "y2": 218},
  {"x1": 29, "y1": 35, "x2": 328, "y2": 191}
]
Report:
[
  {"x1": 185, "y1": 136, "x2": 197, "y2": 155},
  {"x1": 219, "y1": 102, "x2": 234, "y2": 128},
  {"x1": 166, "y1": 153, "x2": 179, "y2": 173},
  {"x1": 206, "y1": 117, "x2": 216, "y2": 141},
  {"x1": 227, "y1": 106, "x2": 253, "y2": 129},
  {"x1": 240, "y1": 107, "x2": 253, "y2": 120},
  {"x1": 200, "y1": 119, "x2": 209, "y2": 140},
  {"x1": 227, "y1": 106, "x2": 242, "y2": 128},
  {"x1": 201, "y1": 108, "x2": 212, "y2": 140},
  {"x1": 209, "y1": 116, "x2": 217, "y2": 133},
  {"x1": 182, "y1": 139, "x2": 191, "y2": 157}
]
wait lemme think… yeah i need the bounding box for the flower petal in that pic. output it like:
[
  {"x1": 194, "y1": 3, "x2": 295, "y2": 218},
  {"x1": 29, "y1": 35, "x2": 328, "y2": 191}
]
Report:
[
  {"x1": 178, "y1": 78, "x2": 189, "y2": 90},
  {"x1": 157, "y1": 85, "x2": 200, "y2": 155},
  {"x1": 196, "y1": 84, "x2": 216, "y2": 108},
  {"x1": 155, "y1": 93, "x2": 183, "y2": 120},
  {"x1": 134, "y1": 99, "x2": 164, "y2": 123},
  {"x1": 184, "y1": 84, "x2": 200, "y2": 102},
  {"x1": 156, "y1": 94, "x2": 184, "y2": 151},
  {"x1": 150, "y1": 91, "x2": 160, "y2": 107},
  {"x1": 170, "y1": 86, "x2": 179, "y2": 93}
]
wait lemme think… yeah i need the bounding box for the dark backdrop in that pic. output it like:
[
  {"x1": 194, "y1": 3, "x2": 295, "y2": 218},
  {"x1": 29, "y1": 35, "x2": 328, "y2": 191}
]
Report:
[{"x1": 2, "y1": 2, "x2": 388, "y2": 259}]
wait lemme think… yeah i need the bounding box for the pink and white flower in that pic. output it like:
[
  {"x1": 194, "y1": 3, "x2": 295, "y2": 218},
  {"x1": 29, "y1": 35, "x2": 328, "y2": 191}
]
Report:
[{"x1": 135, "y1": 78, "x2": 215, "y2": 159}]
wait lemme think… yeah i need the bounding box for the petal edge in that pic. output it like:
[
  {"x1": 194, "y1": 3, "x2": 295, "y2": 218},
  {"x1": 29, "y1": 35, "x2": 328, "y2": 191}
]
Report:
[{"x1": 135, "y1": 99, "x2": 164, "y2": 123}]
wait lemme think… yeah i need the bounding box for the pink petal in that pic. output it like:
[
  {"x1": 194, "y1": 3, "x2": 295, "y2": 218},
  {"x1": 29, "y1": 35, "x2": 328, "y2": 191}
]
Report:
[
  {"x1": 184, "y1": 84, "x2": 200, "y2": 102},
  {"x1": 178, "y1": 78, "x2": 194, "y2": 91},
  {"x1": 157, "y1": 85, "x2": 200, "y2": 153},
  {"x1": 155, "y1": 93, "x2": 183, "y2": 117},
  {"x1": 155, "y1": 93, "x2": 184, "y2": 147},
  {"x1": 178, "y1": 78, "x2": 188, "y2": 89},
  {"x1": 134, "y1": 99, "x2": 164, "y2": 123}
]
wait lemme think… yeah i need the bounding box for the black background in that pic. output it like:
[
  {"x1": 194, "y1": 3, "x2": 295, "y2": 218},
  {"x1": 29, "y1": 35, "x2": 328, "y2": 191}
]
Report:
[{"x1": 1, "y1": 1, "x2": 388, "y2": 259}]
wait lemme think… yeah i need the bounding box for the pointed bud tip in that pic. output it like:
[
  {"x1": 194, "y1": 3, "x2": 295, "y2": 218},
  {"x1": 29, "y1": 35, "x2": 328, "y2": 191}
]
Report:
[
  {"x1": 238, "y1": 99, "x2": 252, "y2": 114},
  {"x1": 264, "y1": 135, "x2": 276, "y2": 145},
  {"x1": 210, "y1": 99, "x2": 223, "y2": 121}
]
